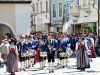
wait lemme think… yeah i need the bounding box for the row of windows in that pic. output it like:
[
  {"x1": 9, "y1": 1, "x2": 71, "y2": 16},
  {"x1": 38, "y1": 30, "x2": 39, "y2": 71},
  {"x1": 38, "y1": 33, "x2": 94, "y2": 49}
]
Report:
[
  {"x1": 33, "y1": 1, "x2": 63, "y2": 18},
  {"x1": 33, "y1": 1, "x2": 49, "y2": 13},
  {"x1": 53, "y1": 2, "x2": 63, "y2": 18},
  {"x1": 77, "y1": 0, "x2": 97, "y2": 6}
]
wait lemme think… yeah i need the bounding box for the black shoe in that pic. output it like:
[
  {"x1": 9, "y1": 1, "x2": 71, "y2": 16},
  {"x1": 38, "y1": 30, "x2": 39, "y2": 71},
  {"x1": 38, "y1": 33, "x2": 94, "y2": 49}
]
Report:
[
  {"x1": 62, "y1": 66, "x2": 65, "y2": 68},
  {"x1": 83, "y1": 69, "x2": 85, "y2": 71},
  {"x1": 10, "y1": 72, "x2": 15, "y2": 75},
  {"x1": 52, "y1": 70, "x2": 54, "y2": 73},
  {"x1": 66, "y1": 64, "x2": 68, "y2": 67},
  {"x1": 44, "y1": 66, "x2": 45, "y2": 68},
  {"x1": 80, "y1": 69, "x2": 83, "y2": 71},
  {"x1": 49, "y1": 70, "x2": 51, "y2": 73},
  {"x1": 32, "y1": 64, "x2": 34, "y2": 67},
  {"x1": 57, "y1": 63, "x2": 60, "y2": 66}
]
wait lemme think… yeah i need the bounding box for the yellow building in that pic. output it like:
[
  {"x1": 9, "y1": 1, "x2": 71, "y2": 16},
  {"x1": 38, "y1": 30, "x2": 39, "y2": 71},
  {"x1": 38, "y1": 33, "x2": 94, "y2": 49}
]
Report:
[{"x1": 70, "y1": 0, "x2": 98, "y2": 34}]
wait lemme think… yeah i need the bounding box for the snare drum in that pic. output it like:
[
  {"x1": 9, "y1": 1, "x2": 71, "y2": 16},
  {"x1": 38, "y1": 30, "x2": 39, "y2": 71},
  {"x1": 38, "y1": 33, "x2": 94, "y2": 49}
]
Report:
[
  {"x1": 31, "y1": 50, "x2": 36, "y2": 56},
  {"x1": 40, "y1": 52, "x2": 47, "y2": 57},
  {"x1": 21, "y1": 53, "x2": 27, "y2": 57},
  {"x1": 59, "y1": 52, "x2": 67, "y2": 57}
]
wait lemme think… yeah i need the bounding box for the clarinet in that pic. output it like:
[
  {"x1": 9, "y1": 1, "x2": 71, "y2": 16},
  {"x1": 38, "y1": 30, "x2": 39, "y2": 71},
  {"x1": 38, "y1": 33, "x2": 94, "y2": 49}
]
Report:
[{"x1": 48, "y1": 40, "x2": 52, "y2": 53}]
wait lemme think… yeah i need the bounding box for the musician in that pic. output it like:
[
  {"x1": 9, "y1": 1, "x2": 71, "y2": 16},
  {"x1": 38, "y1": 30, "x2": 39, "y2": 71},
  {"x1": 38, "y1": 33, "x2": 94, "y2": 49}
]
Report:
[
  {"x1": 28, "y1": 35, "x2": 36, "y2": 67},
  {"x1": 60, "y1": 34, "x2": 69, "y2": 68},
  {"x1": 38, "y1": 37, "x2": 48, "y2": 69},
  {"x1": 17, "y1": 35, "x2": 28, "y2": 70},
  {"x1": 57, "y1": 35, "x2": 63, "y2": 66},
  {"x1": 47, "y1": 33, "x2": 57, "y2": 73}
]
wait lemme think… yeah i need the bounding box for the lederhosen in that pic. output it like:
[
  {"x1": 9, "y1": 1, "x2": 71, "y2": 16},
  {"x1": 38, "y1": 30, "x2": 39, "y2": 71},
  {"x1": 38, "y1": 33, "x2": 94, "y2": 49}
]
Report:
[{"x1": 47, "y1": 39, "x2": 57, "y2": 62}]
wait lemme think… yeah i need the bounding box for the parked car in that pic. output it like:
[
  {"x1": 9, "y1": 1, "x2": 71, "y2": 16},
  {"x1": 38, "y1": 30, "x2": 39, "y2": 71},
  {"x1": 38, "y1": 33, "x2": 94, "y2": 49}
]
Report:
[{"x1": 95, "y1": 35, "x2": 100, "y2": 56}]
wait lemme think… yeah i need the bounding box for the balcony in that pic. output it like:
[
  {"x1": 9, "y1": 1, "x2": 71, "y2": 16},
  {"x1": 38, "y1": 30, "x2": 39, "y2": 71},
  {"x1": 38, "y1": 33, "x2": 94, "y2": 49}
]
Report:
[{"x1": 70, "y1": 6, "x2": 80, "y2": 17}]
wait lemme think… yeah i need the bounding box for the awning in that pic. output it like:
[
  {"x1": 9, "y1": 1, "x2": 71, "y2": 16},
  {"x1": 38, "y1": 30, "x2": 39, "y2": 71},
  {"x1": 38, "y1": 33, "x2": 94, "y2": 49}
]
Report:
[{"x1": 72, "y1": 17, "x2": 98, "y2": 25}]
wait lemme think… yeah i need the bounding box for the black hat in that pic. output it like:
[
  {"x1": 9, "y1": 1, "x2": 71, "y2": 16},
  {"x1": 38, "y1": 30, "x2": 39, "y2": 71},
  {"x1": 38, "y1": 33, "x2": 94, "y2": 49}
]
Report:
[{"x1": 9, "y1": 38, "x2": 16, "y2": 45}]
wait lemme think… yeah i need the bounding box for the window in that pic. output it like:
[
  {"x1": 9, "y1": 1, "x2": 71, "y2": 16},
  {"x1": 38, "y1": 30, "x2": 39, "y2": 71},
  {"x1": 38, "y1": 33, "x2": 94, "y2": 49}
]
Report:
[
  {"x1": 32, "y1": 4, "x2": 35, "y2": 12},
  {"x1": 53, "y1": 4, "x2": 56, "y2": 18},
  {"x1": 59, "y1": 2, "x2": 62, "y2": 17},
  {"x1": 83, "y1": 0, "x2": 86, "y2": 6},
  {"x1": 46, "y1": 1, "x2": 48, "y2": 12},
  {"x1": 40, "y1": 2, "x2": 42, "y2": 12},
  {"x1": 77, "y1": 0, "x2": 79, "y2": 5},
  {"x1": 36, "y1": 3, "x2": 38, "y2": 13}
]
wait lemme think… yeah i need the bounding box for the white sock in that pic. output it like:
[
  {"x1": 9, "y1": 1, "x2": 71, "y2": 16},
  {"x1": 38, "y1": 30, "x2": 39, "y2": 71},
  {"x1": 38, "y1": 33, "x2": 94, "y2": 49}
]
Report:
[
  {"x1": 52, "y1": 62, "x2": 54, "y2": 70},
  {"x1": 49, "y1": 63, "x2": 51, "y2": 71}
]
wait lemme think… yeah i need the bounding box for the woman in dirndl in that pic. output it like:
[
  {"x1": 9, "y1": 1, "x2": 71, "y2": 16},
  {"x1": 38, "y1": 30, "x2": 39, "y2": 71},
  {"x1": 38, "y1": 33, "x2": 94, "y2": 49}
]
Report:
[
  {"x1": 76, "y1": 37, "x2": 90, "y2": 71},
  {"x1": 6, "y1": 39, "x2": 18, "y2": 75}
]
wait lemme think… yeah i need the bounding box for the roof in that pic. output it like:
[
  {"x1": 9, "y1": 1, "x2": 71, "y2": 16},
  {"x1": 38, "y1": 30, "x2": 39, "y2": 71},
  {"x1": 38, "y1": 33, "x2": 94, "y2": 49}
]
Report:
[{"x1": 0, "y1": 0, "x2": 32, "y2": 3}]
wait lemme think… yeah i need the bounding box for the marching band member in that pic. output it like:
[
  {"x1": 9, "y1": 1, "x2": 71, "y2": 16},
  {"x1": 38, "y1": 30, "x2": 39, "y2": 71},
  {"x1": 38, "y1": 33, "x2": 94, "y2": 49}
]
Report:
[
  {"x1": 47, "y1": 33, "x2": 57, "y2": 73},
  {"x1": 27, "y1": 36, "x2": 33, "y2": 68},
  {"x1": 38, "y1": 37, "x2": 47, "y2": 69},
  {"x1": 57, "y1": 35, "x2": 63, "y2": 66},
  {"x1": 59, "y1": 34, "x2": 68, "y2": 68},
  {"x1": 28, "y1": 35, "x2": 36, "y2": 67},
  {"x1": 31, "y1": 36, "x2": 37, "y2": 66},
  {"x1": 17, "y1": 36, "x2": 28, "y2": 71}
]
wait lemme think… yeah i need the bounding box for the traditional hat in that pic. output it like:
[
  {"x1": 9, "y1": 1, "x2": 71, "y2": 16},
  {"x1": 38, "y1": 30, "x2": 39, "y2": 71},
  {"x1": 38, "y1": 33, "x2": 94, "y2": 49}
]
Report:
[{"x1": 9, "y1": 38, "x2": 16, "y2": 45}]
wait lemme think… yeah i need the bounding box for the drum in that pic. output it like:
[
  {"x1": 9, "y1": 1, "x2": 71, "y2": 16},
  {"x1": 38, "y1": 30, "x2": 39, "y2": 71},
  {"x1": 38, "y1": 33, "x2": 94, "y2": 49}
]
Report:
[
  {"x1": 59, "y1": 52, "x2": 67, "y2": 57},
  {"x1": 31, "y1": 50, "x2": 36, "y2": 56},
  {"x1": 21, "y1": 53, "x2": 27, "y2": 57},
  {"x1": 66, "y1": 48, "x2": 73, "y2": 57},
  {"x1": 40, "y1": 52, "x2": 47, "y2": 57}
]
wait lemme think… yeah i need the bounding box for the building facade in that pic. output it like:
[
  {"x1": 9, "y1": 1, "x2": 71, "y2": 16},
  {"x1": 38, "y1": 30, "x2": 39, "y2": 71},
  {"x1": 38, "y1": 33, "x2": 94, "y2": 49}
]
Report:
[
  {"x1": 70, "y1": 0, "x2": 98, "y2": 34},
  {"x1": 50, "y1": 0, "x2": 64, "y2": 32},
  {"x1": 50, "y1": 0, "x2": 73, "y2": 33},
  {"x1": 0, "y1": 0, "x2": 31, "y2": 35},
  {"x1": 31, "y1": 0, "x2": 50, "y2": 33},
  {"x1": 98, "y1": 0, "x2": 100, "y2": 34}
]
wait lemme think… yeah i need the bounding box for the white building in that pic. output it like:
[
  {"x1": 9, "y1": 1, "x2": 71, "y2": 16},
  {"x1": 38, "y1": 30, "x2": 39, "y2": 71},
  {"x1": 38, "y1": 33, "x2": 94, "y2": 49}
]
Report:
[
  {"x1": 70, "y1": 0, "x2": 98, "y2": 34},
  {"x1": 31, "y1": 0, "x2": 50, "y2": 33},
  {"x1": 0, "y1": 0, "x2": 31, "y2": 35}
]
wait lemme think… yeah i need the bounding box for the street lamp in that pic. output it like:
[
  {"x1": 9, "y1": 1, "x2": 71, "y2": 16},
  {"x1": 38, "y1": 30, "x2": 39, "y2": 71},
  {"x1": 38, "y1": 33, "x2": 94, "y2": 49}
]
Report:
[
  {"x1": 98, "y1": 0, "x2": 100, "y2": 34},
  {"x1": 63, "y1": 4, "x2": 66, "y2": 25}
]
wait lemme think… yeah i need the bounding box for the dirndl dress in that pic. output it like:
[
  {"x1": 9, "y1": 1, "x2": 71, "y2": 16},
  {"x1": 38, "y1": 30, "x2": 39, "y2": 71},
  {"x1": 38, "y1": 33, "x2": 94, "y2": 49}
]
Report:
[{"x1": 6, "y1": 45, "x2": 18, "y2": 73}]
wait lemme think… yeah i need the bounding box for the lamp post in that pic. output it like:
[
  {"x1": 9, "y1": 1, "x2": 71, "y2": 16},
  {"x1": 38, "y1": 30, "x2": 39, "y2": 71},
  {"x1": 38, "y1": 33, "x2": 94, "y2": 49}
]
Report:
[
  {"x1": 98, "y1": 0, "x2": 100, "y2": 34},
  {"x1": 62, "y1": 4, "x2": 66, "y2": 26},
  {"x1": 31, "y1": 3, "x2": 36, "y2": 32}
]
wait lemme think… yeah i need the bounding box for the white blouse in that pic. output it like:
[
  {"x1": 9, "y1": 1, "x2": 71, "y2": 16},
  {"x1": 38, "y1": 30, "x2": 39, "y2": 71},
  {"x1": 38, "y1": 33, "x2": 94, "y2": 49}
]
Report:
[{"x1": 9, "y1": 45, "x2": 18, "y2": 55}]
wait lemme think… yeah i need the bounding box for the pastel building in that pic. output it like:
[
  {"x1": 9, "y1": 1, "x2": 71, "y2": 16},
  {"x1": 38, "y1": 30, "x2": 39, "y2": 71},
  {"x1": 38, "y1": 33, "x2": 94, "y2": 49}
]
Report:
[
  {"x1": 50, "y1": 0, "x2": 64, "y2": 32},
  {"x1": 31, "y1": 0, "x2": 50, "y2": 33}
]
